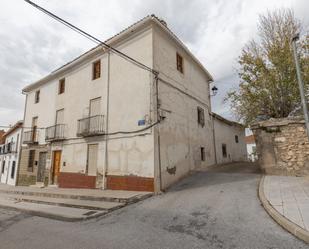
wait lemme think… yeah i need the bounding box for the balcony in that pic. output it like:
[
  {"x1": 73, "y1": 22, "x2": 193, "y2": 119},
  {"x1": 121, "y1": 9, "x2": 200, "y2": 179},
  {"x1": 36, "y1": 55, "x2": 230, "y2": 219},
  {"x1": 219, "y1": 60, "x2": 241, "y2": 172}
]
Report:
[
  {"x1": 23, "y1": 130, "x2": 39, "y2": 144},
  {"x1": 45, "y1": 124, "x2": 66, "y2": 142},
  {"x1": 77, "y1": 115, "x2": 104, "y2": 137}
]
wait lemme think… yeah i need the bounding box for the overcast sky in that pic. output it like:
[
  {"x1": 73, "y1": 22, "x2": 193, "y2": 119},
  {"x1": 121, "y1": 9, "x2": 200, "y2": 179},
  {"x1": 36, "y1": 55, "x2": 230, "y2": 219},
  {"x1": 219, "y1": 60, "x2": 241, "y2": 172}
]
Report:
[{"x1": 0, "y1": 0, "x2": 308, "y2": 126}]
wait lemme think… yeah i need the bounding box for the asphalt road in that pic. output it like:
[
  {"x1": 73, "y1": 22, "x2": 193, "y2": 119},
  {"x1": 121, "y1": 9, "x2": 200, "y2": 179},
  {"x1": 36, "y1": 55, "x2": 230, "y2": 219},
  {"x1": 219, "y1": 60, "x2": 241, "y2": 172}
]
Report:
[{"x1": 0, "y1": 162, "x2": 307, "y2": 249}]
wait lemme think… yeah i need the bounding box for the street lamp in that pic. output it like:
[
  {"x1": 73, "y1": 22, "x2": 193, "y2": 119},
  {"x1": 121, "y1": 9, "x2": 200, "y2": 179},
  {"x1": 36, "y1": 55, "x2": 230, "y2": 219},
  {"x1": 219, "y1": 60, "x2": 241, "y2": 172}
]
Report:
[
  {"x1": 211, "y1": 86, "x2": 218, "y2": 96},
  {"x1": 291, "y1": 33, "x2": 309, "y2": 140}
]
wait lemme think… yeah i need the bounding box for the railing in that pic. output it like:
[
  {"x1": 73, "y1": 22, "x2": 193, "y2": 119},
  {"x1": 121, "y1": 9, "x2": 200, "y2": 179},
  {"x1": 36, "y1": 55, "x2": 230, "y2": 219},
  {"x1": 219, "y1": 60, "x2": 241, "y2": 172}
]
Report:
[
  {"x1": 0, "y1": 142, "x2": 16, "y2": 154},
  {"x1": 23, "y1": 130, "x2": 39, "y2": 144},
  {"x1": 77, "y1": 115, "x2": 104, "y2": 137},
  {"x1": 45, "y1": 124, "x2": 66, "y2": 141}
]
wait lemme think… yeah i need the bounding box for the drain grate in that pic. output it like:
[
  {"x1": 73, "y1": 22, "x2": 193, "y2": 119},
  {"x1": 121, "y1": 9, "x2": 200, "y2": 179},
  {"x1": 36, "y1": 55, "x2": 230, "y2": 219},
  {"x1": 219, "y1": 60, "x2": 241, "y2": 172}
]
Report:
[{"x1": 83, "y1": 211, "x2": 97, "y2": 216}]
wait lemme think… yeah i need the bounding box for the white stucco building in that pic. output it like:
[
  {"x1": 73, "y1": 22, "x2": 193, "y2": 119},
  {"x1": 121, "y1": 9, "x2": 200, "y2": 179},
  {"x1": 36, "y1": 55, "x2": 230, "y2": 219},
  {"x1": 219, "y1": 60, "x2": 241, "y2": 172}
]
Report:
[
  {"x1": 0, "y1": 121, "x2": 23, "y2": 186},
  {"x1": 212, "y1": 113, "x2": 247, "y2": 164},
  {"x1": 19, "y1": 15, "x2": 247, "y2": 192}
]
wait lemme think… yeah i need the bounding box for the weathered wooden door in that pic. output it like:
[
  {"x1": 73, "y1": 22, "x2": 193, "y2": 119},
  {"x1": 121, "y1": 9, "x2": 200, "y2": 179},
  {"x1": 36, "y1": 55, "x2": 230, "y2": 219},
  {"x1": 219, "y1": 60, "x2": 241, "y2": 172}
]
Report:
[
  {"x1": 37, "y1": 152, "x2": 47, "y2": 182},
  {"x1": 87, "y1": 144, "x2": 98, "y2": 176},
  {"x1": 52, "y1": 151, "x2": 61, "y2": 184}
]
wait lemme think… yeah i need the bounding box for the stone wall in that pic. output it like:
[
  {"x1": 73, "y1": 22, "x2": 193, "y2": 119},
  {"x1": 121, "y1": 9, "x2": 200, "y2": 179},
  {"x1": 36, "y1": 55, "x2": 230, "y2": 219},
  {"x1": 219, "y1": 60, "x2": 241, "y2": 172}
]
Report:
[{"x1": 251, "y1": 117, "x2": 309, "y2": 176}]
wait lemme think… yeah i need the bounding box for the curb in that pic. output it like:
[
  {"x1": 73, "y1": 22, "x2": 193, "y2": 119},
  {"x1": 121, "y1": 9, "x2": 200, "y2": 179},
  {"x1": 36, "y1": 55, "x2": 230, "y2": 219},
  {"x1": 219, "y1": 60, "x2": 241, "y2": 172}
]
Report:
[{"x1": 259, "y1": 175, "x2": 309, "y2": 244}]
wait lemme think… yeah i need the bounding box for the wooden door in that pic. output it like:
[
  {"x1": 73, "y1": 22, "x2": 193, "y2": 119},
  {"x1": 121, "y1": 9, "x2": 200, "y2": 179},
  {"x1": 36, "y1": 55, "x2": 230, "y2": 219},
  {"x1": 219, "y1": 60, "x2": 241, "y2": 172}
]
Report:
[
  {"x1": 87, "y1": 144, "x2": 98, "y2": 176},
  {"x1": 52, "y1": 151, "x2": 61, "y2": 184},
  {"x1": 37, "y1": 152, "x2": 47, "y2": 182}
]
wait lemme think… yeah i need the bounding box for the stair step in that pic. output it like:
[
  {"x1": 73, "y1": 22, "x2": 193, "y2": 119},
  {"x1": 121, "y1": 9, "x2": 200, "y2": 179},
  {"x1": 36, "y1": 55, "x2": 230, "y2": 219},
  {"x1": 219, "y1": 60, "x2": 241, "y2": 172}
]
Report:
[
  {"x1": 0, "y1": 195, "x2": 107, "y2": 221},
  {"x1": 12, "y1": 195, "x2": 125, "y2": 211}
]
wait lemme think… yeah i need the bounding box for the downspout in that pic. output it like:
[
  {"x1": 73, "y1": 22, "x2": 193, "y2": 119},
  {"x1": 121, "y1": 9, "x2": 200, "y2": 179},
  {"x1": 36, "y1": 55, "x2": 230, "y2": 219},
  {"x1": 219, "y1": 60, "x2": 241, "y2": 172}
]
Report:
[
  {"x1": 103, "y1": 50, "x2": 111, "y2": 189},
  {"x1": 155, "y1": 74, "x2": 162, "y2": 192},
  {"x1": 212, "y1": 114, "x2": 218, "y2": 165},
  {"x1": 16, "y1": 93, "x2": 28, "y2": 186}
]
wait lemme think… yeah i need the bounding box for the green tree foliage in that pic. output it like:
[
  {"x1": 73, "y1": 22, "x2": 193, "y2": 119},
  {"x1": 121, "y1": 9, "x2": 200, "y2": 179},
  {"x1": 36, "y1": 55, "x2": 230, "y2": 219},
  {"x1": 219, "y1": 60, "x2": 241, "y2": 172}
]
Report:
[{"x1": 226, "y1": 9, "x2": 309, "y2": 125}]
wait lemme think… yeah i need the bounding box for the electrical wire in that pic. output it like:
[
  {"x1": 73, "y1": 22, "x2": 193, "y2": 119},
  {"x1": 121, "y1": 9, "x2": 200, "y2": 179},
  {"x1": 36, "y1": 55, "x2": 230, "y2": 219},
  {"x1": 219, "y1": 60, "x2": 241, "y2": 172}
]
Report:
[{"x1": 24, "y1": 0, "x2": 158, "y2": 75}]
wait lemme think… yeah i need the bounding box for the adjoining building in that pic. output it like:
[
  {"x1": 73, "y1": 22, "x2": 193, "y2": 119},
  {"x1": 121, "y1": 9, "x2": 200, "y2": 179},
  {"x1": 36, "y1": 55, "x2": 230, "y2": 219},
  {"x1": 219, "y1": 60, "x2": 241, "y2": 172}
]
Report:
[
  {"x1": 211, "y1": 113, "x2": 247, "y2": 165},
  {"x1": 245, "y1": 134, "x2": 257, "y2": 162},
  {"x1": 19, "y1": 15, "x2": 247, "y2": 192},
  {"x1": 0, "y1": 121, "x2": 23, "y2": 186}
]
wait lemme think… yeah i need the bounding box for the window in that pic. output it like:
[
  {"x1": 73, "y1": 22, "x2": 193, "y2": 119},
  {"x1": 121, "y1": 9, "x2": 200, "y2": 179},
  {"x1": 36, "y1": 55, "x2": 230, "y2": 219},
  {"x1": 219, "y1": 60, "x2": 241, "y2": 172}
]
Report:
[
  {"x1": 28, "y1": 150, "x2": 35, "y2": 172},
  {"x1": 235, "y1": 135, "x2": 239, "y2": 143},
  {"x1": 1, "y1": 161, "x2": 5, "y2": 174},
  {"x1": 92, "y1": 60, "x2": 101, "y2": 80},
  {"x1": 197, "y1": 107, "x2": 205, "y2": 127},
  {"x1": 222, "y1": 144, "x2": 227, "y2": 158},
  {"x1": 200, "y1": 147, "x2": 205, "y2": 161},
  {"x1": 58, "y1": 78, "x2": 65, "y2": 94},
  {"x1": 35, "y1": 90, "x2": 40, "y2": 103},
  {"x1": 32, "y1": 117, "x2": 38, "y2": 142},
  {"x1": 11, "y1": 161, "x2": 16, "y2": 179},
  {"x1": 176, "y1": 53, "x2": 183, "y2": 73}
]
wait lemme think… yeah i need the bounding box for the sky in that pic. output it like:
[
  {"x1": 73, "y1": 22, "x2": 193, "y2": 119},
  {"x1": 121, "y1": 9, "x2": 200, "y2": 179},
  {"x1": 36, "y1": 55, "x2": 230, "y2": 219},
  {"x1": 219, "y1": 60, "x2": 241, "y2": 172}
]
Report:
[{"x1": 0, "y1": 0, "x2": 308, "y2": 126}]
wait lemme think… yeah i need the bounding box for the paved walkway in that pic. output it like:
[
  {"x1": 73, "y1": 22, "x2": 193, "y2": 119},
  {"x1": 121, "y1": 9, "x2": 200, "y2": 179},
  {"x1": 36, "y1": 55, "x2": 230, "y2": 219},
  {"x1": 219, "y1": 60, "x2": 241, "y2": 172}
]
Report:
[
  {"x1": 0, "y1": 183, "x2": 152, "y2": 201},
  {"x1": 263, "y1": 175, "x2": 309, "y2": 231}
]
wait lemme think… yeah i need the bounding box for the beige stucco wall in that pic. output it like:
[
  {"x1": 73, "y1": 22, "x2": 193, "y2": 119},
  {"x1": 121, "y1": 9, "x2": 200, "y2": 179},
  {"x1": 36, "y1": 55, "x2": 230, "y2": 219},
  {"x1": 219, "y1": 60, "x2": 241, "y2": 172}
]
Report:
[
  {"x1": 153, "y1": 24, "x2": 216, "y2": 190},
  {"x1": 213, "y1": 117, "x2": 247, "y2": 164}
]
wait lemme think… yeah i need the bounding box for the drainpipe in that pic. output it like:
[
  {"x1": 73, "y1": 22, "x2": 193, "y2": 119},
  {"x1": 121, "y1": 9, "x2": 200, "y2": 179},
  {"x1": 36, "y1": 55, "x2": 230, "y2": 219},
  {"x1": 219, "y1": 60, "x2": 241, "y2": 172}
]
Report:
[
  {"x1": 103, "y1": 50, "x2": 111, "y2": 189},
  {"x1": 155, "y1": 74, "x2": 162, "y2": 193},
  {"x1": 16, "y1": 93, "x2": 28, "y2": 186},
  {"x1": 212, "y1": 114, "x2": 218, "y2": 165}
]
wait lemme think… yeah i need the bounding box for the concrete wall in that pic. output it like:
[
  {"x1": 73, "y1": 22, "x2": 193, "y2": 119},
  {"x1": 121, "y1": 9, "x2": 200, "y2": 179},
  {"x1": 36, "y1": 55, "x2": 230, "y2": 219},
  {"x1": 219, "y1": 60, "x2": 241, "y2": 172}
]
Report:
[
  {"x1": 213, "y1": 117, "x2": 247, "y2": 164},
  {"x1": 153, "y1": 24, "x2": 215, "y2": 190},
  {"x1": 252, "y1": 117, "x2": 309, "y2": 176}
]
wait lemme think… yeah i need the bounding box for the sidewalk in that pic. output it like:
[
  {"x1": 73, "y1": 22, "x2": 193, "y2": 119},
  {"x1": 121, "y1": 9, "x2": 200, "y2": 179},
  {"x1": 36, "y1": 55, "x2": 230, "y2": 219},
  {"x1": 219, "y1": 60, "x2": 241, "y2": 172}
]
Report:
[
  {"x1": 259, "y1": 175, "x2": 309, "y2": 243},
  {"x1": 0, "y1": 184, "x2": 152, "y2": 221}
]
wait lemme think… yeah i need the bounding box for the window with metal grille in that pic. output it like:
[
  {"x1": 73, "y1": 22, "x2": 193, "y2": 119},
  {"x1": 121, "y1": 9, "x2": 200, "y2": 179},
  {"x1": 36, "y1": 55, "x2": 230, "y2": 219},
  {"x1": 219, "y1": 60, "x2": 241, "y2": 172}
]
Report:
[
  {"x1": 92, "y1": 60, "x2": 101, "y2": 80},
  {"x1": 235, "y1": 135, "x2": 239, "y2": 143},
  {"x1": 28, "y1": 150, "x2": 35, "y2": 172},
  {"x1": 58, "y1": 78, "x2": 65, "y2": 94},
  {"x1": 222, "y1": 144, "x2": 227, "y2": 158},
  {"x1": 197, "y1": 107, "x2": 205, "y2": 127},
  {"x1": 1, "y1": 161, "x2": 5, "y2": 174},
  {"x1": 11, "y1": 161, "x2": 16, "y2": 179},
  {"x1": 35, "y1": 90, "x2": 40, "y2": 103},
  {"x1": 201, "y1": 147, "x2": 205, "y2": 161},
  {"x1": 176, "y1": 53, "x2": 183, "y2": 73}
]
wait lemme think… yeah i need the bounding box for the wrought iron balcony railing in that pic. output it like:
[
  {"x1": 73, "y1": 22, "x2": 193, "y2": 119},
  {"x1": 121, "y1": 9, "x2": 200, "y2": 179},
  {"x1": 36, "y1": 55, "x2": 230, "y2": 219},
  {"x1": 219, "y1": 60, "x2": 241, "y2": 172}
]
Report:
[
  {"x1": 23, "y1": 130, "x2": 39, "y2": 144},
  {"x1": 45, "y1": 124, "x2": 66, "y2": 141},
  {"x1": 77, "y1": 115, "x2": 104, "y2": 137}
]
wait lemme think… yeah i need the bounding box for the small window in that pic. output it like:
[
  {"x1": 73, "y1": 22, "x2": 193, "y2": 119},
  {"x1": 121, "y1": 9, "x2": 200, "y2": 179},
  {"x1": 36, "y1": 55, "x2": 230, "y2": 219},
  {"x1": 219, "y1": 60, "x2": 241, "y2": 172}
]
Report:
[
  {"x1": 92, "y1": 60, "x2": 101, "y2": 80},
  {"x1": 176, "y1": 53, "x2": 183, "y2": 73},
  {"x1": 200, "y1": 147, "x2": 205, "y2": 161},
  {"x1": 58, "y1": 78, "x2": 65, "y2": 94},
  {"x1": 1, "y1": 161, "x2": 5, "y2": 174},
  {"x1": 28, "y1": 150, "x2": 35, "y2": 172},
  {"x1": 35, "y1": 90, "x2": 40, "y2": 103},
  {"x1": 222, "y1": 144, "x2": 227, "y2": 158},
  {"x1": 197, "y1": 107, "x2": 205, "y2": 127},
  {"x1": 11, "y1": 161, "x2": 16, "y2": 179},
  {"x1": 235, "y1": 135, "x2": 239, "y2": 143}
]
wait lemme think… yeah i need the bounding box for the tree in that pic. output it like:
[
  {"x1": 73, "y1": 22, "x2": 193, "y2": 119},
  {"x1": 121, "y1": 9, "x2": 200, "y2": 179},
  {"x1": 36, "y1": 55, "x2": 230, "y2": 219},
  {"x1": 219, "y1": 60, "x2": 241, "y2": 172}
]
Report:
[{"x1": 226, "y1": 9, "x2": 309, "y2": 125}]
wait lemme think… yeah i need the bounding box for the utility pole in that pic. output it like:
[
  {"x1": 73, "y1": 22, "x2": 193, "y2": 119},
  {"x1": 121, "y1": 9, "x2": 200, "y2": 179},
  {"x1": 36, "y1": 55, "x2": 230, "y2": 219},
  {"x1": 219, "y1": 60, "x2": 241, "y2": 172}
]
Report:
[{"x1": 292, "y1": 33, "x2": 309, "y2": 140}]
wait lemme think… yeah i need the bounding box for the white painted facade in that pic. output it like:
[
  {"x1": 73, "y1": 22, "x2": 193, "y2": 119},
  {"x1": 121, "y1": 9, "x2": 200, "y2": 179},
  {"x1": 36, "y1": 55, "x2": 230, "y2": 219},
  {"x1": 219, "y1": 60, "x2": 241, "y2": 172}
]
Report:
[
  {"x1": 212, "y1": 114, "x2": 247, "y2": 164},
  {"x1": 0, "y1": 122, "x2": 22, "y2": 186},
  {"x1": 20, "y1": 15, "x2": 246, "y2": 191}
]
